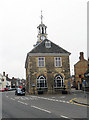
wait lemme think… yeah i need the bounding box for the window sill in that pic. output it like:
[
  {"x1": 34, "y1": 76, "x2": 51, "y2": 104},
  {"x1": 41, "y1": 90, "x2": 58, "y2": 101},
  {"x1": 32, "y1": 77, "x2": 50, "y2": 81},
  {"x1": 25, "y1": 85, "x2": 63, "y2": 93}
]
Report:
[
  {"x1": 54, "y1": 87, "x2": 64, "y2": 88},
  {"x1": 55, "y1": 66, "x2": 62, "y2": 68},
  {"x1": 37, "y1": 87, "x2": 47, "y2": 88}
]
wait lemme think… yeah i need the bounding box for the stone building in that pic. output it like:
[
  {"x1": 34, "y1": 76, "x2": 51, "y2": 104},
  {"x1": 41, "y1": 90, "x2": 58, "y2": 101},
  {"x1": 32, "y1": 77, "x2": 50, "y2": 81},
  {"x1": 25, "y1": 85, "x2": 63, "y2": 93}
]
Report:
[
  {"x1": 25, "y1": 12, "x2": 71, "y2": 94},
  {"x1": 74, "y1": 52, "x2": 89, "y2": 90},
  {"x1": 10, "y1": 77, "x2": 26, "y2": 88},
  {"x1": 0, "y1": 72, "x2": 11, "y2": 89}
]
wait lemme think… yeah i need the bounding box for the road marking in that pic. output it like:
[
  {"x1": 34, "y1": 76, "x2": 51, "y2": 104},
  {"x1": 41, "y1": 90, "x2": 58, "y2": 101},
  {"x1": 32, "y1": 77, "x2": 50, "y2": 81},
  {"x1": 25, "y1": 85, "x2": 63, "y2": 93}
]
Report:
[
  {"x1": 11, "y1": 98, "x2": 15, "y2": 101},
  {"x1": 31, "y1": 96, "x2": 37, "y2": 98},
  {"x1": 31, "y1": 105, "x2": 51, "y2": 113},
  {"x1": 18, "y1": 101, "x2": 28, "y2": 105},
  {"x1": 52, "y1": 99, "x2": 56, "y2": 101},
  {"x1": 25, "y1": 97, "x2": 29, "y2": 100},
  {"x1": 70, "y1": 98, "x2": 89, "y2": 107},
  {"x1": 30, "y1": 96, "x2": 71, "y2": 104},
  {"x1": 6, "y1": 96, "x2": 8, "y2": 98},
  {"x1": 60, "y1": 115, "x2": 68, "y2": 118},
  {"x1": 52, "y1": 97, "x2": 55, "y2": 98},
  {"x1": 59, "y1": 100, "x2": 62, "y2": 102},
  {"x1": 70, "y1": 98, "x2": 77, "y2": 102},
  {"x1": 66, "y1": 101, "x2": 70, "y2": 104},
  {"x1": 60, "y1": 96, "x2": 65, "y2": 98},
  {"x1": 14, "y1": 97, "x2": 20, "y2": 99},
  {"x1": 21, "y1": 97, "x2": 26, "y2": 100}
]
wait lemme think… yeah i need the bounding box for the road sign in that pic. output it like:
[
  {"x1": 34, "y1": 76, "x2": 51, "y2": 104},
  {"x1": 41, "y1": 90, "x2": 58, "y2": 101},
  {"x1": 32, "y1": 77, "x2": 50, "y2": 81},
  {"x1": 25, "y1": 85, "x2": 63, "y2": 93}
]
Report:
[{"x1": 83, "y1": 80, "x2": 85, "y2": 85}]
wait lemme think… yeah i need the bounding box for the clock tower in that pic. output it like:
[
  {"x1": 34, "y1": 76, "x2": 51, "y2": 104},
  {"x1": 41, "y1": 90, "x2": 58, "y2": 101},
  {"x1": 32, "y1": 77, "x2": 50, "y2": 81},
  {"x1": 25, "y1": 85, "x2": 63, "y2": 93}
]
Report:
[{"x1": 34, "y1": 11, "x2": 48, "y2": 46}]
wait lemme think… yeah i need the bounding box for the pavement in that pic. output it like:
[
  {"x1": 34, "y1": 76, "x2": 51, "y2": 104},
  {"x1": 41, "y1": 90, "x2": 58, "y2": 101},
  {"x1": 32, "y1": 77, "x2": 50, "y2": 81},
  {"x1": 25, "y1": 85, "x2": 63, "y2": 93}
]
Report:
[{"x1": 70, "y1": 88, "x2": 89, "y2": 106}]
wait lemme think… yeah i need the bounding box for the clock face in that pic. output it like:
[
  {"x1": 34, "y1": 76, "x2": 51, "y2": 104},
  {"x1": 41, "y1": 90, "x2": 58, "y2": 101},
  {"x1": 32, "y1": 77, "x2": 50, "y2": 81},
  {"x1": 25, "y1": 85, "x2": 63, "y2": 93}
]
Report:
[{"x1": 41, "y1": 36, "x2": 45, "y2": 40}]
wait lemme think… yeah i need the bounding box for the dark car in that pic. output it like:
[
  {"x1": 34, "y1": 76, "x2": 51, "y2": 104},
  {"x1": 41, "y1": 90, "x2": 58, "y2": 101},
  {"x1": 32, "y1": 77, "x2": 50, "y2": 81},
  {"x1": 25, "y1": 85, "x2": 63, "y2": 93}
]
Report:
[{"x1": 15, "y1": 88, "x2": 25, "y2": 96}]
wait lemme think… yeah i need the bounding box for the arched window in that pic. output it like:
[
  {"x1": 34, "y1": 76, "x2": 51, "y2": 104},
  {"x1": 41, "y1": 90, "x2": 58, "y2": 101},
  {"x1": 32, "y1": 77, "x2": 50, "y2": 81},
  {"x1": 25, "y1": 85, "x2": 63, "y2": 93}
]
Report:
[
  {"x1": 37, "y1": 75, "x2": 47, "y2": 88},
  {"x1": 54, "y1": 74, "x2": 64, "y2": 88}
]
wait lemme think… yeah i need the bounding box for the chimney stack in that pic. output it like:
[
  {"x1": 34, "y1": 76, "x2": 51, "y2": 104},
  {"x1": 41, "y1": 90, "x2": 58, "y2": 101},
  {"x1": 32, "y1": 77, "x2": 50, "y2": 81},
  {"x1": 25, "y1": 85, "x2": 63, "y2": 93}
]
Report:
[
  {"x1": 79, "y1": 52, "x2": 84, "y2": 61},
  {"x1": 88, "y1": 57, "x2": 89, "y2": 61},
  {"x1": 3, "y1": 72, "x2": 5, "y2": 76}
]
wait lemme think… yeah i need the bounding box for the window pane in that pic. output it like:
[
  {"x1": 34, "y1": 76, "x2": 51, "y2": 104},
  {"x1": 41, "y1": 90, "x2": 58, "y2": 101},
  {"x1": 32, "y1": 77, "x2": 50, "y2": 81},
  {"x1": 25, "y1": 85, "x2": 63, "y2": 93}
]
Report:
[
  {"x1": 54, "y1": 75, "x2": 63, "y2": 88},
  {"x1": 45, "y1": 41, "x2": 51, "y2": 48},
  {"x1": 37, "y1": 75, "x2": 47, "y2": 88},
  {"x1": 62, "y1": 80, "x2": 64, "y2": 86},
  {"x1": 55, "y1": 57, "x2": 61, "y2": 67},
  {"x1": 40, "y1": 80, "x2": 44, "y2": 87},
  {"x1": 42, "y1": 61, "x2": 44, "y2": 66},
  {"x1": 58, "y1": 57, "x2": 60, "y2": 60},
  {"x1": 55, "y1": 58, "x2": 57, "y2": 60},
  {"x1": 57, "y1": 80, "x2": 61, "y2": 87},
  {"x1": 37, "y1": 83, "x2": 39, "y2": 87},
  {"x1": 42, "y1": 58, "x2": 44, "y2": 60},
  {"x1": 45, "y1": 80, "x2": 47, "y2": 87},
  {"x1": 38, "y1": 57, "x2": 45, "y2": 67},
  {"x1": 54, "y1": 81, "x2": 56, "y2": 87}
]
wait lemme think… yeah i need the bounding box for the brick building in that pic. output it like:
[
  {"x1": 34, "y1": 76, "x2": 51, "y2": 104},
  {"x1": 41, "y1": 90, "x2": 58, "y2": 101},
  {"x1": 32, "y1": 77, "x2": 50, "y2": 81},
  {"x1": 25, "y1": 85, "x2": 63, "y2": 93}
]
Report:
[
  {"x1": 25, "y1": 13, "x2": 71, "y2": 94},
  {"x1": 74, "y1": 52, "x2": 89, "y2": 90}
]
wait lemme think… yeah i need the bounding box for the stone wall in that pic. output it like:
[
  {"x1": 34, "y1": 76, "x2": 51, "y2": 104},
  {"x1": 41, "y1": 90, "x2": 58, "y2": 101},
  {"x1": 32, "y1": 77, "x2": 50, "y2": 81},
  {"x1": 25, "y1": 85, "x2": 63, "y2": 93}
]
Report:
[{"x1": 26, "y1": 55, "x2": 70, "y2": 94}]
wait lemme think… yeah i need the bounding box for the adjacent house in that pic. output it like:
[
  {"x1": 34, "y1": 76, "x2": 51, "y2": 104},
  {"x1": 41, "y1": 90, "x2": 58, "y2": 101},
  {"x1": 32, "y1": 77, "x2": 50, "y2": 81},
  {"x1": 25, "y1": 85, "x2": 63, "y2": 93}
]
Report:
[
  {"x1": 0, "y1": 74, "x2": 3, "y2": 89},
  {"x1": 74, "y1": 52, "x2": 89, "y2": 90},
  {"x1": 25, "y1": 13, "x2": 71, "y2": 94},
  {"x1": 0, "y1": 72, "x2": 11, "y2": 89},
  {"x1": 11, "y1": 77, "x2": 25, "y2": 88}
]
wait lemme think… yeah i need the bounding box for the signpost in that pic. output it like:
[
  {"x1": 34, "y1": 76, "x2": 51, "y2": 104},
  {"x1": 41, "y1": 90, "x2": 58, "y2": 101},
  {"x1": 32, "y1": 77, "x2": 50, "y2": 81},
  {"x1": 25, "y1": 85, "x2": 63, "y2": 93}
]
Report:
[
  {"x1": 32, "y1": 84, "x2": 35, "y2": 94},
  {"x1": 68, "y1": 81, "x2": 71, "y2": 94},
  {"x1": 83, "y1": 80, "x2": 86, "y2": 97}
]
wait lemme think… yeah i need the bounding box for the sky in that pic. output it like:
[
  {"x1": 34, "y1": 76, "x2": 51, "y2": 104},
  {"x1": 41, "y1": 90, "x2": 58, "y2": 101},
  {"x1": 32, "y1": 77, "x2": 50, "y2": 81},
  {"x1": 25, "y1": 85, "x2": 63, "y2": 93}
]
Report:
[{"x1": 0, "y1": 0, "x2": 88, "y2": 79}]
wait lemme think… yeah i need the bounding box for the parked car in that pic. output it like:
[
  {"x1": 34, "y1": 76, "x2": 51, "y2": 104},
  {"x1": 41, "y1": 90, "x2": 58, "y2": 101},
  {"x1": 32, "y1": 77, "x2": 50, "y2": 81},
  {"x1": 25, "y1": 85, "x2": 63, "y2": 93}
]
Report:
[
  {"x1": 15, "y1": 88, "x2": 25, "y2": 96},
  {"x1": 0, "y1": 89, "x2": 5, "y2": 92},
  {"x1": 4, "y1": 88, "x2": 8, "y2": 91}
]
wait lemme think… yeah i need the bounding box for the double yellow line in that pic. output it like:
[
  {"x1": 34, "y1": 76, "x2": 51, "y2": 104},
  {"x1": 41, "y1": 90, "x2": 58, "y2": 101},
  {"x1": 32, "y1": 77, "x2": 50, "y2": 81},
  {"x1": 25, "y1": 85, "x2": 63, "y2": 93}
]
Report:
[{"x1": 70, "y1": 98, "x2": 89, "y2": 107}]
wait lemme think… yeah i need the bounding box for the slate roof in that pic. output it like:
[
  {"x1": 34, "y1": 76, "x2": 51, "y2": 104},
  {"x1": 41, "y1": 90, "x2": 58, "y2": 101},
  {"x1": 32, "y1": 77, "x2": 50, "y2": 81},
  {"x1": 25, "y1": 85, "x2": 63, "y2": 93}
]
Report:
[{"x1": 29, "y1": 39, "x2": 70, "y2": 54}]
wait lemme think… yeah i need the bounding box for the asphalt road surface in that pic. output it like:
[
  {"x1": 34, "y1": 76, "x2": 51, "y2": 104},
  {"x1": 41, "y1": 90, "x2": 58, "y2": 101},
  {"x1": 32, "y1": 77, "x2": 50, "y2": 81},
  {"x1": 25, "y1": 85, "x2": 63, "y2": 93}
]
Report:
[{"x1": 1, "y1": 91, "x2": 88, "y2": 119}]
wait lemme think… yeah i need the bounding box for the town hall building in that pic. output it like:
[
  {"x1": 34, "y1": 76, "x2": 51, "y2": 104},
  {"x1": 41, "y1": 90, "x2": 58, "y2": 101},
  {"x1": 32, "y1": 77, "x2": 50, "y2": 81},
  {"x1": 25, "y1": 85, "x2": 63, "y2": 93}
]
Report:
[{"x1": 25, "y1": 12, "x2": 71, "y2": 94}]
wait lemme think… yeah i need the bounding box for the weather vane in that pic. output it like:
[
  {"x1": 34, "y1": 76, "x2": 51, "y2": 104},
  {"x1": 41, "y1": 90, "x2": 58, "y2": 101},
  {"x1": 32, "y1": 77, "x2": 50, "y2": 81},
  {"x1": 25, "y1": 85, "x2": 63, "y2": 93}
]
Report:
[{"x1": 41, "y1": 10, "x2": 43, "y2": 24}]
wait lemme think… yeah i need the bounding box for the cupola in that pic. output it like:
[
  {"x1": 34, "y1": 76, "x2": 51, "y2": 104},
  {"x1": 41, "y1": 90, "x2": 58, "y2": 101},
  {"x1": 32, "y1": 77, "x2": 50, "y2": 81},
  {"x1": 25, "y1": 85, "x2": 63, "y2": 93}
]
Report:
[{"x1": 34, "y1": 11, "x2": 48, "y2": 47}]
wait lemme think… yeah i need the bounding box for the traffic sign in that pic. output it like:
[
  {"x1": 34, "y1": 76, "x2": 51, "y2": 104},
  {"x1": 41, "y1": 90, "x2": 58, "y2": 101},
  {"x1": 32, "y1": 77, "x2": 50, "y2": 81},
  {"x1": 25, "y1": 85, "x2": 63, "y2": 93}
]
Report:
[{"x1": 83, "y1": 80, "x2": 85, "y2": 85}]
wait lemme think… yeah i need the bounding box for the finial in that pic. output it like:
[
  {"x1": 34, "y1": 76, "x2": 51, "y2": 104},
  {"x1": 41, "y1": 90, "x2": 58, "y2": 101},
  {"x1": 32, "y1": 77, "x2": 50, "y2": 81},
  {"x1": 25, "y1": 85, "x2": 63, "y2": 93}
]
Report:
[{"x1": 41, "y1": 10, "x2": 43, "y2": 24}]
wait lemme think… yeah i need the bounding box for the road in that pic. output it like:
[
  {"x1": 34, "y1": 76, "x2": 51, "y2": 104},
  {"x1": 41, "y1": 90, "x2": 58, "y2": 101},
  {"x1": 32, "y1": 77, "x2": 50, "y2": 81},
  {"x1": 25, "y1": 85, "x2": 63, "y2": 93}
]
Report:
[{"x1": 1, "y1": 91, "x2": 88, "y2": 119}]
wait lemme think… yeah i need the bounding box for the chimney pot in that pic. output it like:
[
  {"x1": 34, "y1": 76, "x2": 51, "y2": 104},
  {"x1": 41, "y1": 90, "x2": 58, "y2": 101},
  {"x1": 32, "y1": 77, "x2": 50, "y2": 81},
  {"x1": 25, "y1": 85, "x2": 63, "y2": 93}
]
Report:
[
  {"x1": 3, "y1": 72, "x2": 5, "y2": 76},
  {"x1": 79, "y1": 52, "x2": 84, "y2": 60}
]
